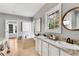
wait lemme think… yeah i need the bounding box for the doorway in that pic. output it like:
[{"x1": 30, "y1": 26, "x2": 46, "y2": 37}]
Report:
[
  {"x1": 5, "y1": 20, "x2": 18, "y2": 39},
  {"x1": 5, "y1": 20, "x2": 18, "y2": 51}
]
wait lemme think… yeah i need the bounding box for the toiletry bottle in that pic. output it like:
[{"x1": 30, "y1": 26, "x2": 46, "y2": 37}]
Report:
[{"x1": 53, "y1": 35, "x2": 56, "y2": 40}]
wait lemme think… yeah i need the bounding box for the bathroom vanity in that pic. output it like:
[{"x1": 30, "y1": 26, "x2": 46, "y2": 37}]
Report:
[
  {"x1": 34, "y1": 4, "x2": 79, "y2": 56},
  {"x1": 35, "y1": 36, "x2": 79, "y2": 56}
]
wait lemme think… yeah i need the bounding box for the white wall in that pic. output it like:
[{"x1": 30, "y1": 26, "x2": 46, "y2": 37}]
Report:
[
  {"x1": 0, "y1": 12, "x2": 33, "y2": 39},
  {"x1": 33, "y1": 3, "x2": 79, "y2": 40}
]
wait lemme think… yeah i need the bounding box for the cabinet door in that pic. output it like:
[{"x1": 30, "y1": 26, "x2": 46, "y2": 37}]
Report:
[
  {"x1": 35, "y1": 38, "x2": 42, "y2": 55},
  {"x1": 35, "y1": 38, "x2": 39, "y2": 51},
  {"x1": 49, "y1": 44, "x2": 59, "y2": 56},
  {"x1": 60, "y1": 50, "x2": 71, "y2": 56},
  {"x1": 42, "y1": 41, "x2": 49, "y2": 56},
  {"x1": 38, "y1": 39, "x2": 42, "y2": 55}
]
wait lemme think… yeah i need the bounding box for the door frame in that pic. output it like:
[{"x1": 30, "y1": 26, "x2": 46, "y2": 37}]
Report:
[{"x1": 5, "y1": 20, "x2": 18, "y2": 40}]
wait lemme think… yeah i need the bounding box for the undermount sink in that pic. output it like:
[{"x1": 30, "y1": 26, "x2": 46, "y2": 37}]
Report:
[{"x1": 57, "y1": 41, "x2": 79, "y2": 50}]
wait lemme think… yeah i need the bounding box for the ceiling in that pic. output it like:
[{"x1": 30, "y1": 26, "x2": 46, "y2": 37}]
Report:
[{"x1": 0, "y1": 3, "x2": 45, "y2": 17}]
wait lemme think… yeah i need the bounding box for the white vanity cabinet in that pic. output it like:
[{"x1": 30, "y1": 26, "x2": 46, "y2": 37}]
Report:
[
  {"x1": 35, "y1": 38, "x2": 42, "y2": 55},
  {"x1": 60, "y1": 50, "x2": 71, "y2": 56},
  {"x1": 35, "y1": 37, "x2": 71, "y2": 56},
  {"x1": 42, "y1": 41, "x2": 49, "y2": 56},
  {"x1": 49, "y1": 44, "x2": 59, "y2": 56}
]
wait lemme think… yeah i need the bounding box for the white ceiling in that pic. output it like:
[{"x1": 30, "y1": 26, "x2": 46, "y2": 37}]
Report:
[{"x1": 0, "y1": 3, "x2": 45, "y2": 17}]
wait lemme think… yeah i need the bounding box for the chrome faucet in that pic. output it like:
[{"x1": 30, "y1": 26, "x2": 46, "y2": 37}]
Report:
[
  {"x1": 66, "y1": 38, "x2": 70, "y2": 43},
  {"x1": 66, "y1": 38, "x2": 73, "y2": 44}
]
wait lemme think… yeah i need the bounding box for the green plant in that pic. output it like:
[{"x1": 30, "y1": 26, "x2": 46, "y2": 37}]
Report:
[
  {"x1": 48, "y1": 19, "x2": 59, "y2": 29},
  {"x1": 49, "y1": 20, "x2": 54, "y2": 29}
]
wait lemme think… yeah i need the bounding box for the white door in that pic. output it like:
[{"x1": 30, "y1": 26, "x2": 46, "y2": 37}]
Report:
[
  {"x1": 5, "y1": 20, "x2": 18, "y2": 39},
  {"x1": 5, "y1": 20, "x2": 18, "y2": 51}
]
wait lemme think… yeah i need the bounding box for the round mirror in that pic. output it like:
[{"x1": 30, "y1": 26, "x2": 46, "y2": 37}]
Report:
[{"x1": 62, "y1": 7, "x2": 79, "y2": 31}]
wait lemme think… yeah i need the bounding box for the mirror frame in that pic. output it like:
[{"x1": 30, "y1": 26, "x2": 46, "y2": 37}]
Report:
[{"x1": 62, "y1": 7, "x2": 79, "y2": 31}]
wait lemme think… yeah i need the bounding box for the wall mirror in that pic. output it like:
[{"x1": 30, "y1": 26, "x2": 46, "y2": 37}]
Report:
[
  {"x1": 62, "y1": 7, "x2": 79, "y2": 31},
  {"x1": 45, "y1": 4, "x2": 61, "y2": 33}
]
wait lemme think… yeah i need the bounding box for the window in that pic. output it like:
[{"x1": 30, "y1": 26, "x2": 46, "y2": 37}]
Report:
[
  {"x1": 22, "y1": 21, "x2": 31, "y2": 32},
  {"x1": 48, "y1": 11, "x2": 59, "y2": 29},
  {"x1": 45, "y1": 4, "x2": 61, "y2": 33},
  {"x1": 22, "y1": 21, "x2": 34, "y2": 38},
  {"x1": 9, "y1": 24, "x2": 13, "y2": 33}
]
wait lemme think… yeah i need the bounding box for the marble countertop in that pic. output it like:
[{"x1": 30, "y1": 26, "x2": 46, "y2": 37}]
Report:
[{"x1": 35, "y1": 36, "x2": 79, "y2": 56}]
